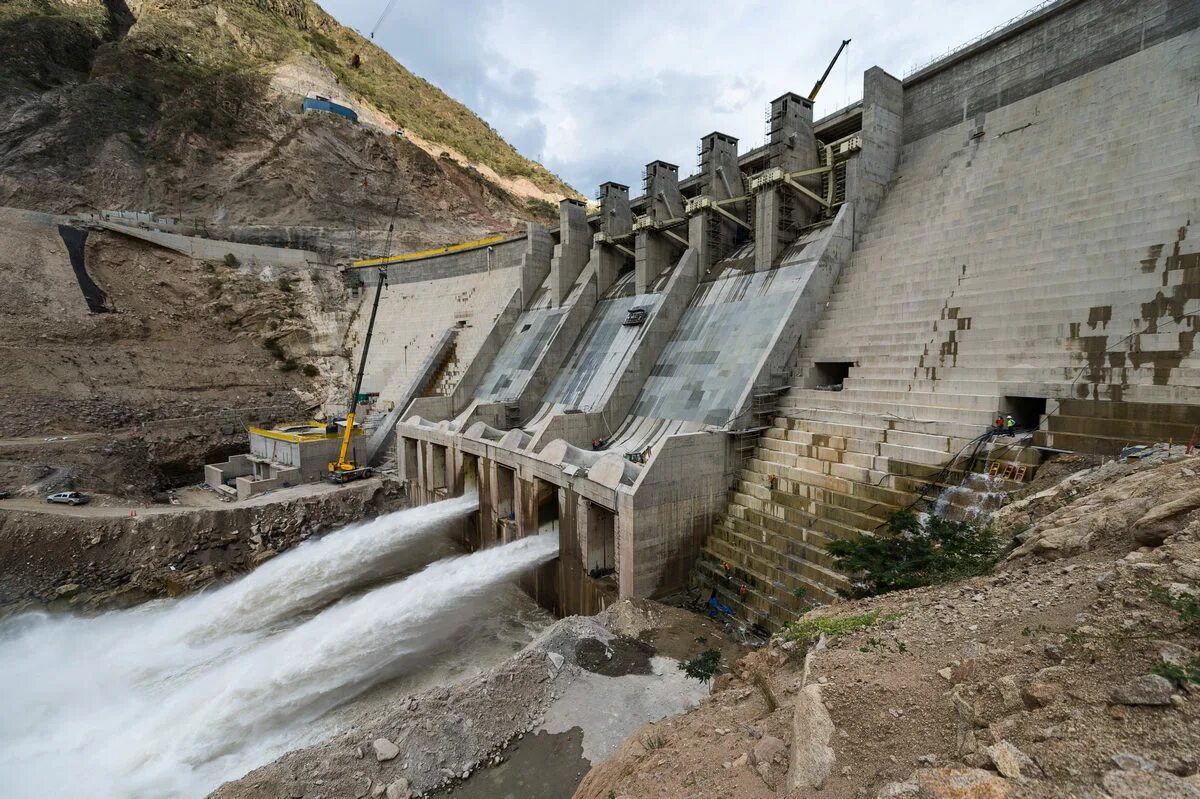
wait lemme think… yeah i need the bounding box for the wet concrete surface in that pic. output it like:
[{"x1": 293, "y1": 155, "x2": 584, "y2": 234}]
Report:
[{"x1": 431, "y1": 727, "x2": 590, "y2": 799}]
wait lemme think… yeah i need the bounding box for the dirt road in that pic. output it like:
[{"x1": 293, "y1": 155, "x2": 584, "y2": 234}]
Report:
[{"x1": 0, "y1": 478, "x2": 378, "y2": 517}]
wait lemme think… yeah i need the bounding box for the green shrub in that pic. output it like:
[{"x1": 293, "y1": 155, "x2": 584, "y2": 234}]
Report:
[
  {"x1": 680, "y1": 649, "x2": 721, "y2": 683},
  {"x1": 278, "y1": 358, "x2": 298, "y2": 372},
  {"x1": 276, "y1": 277, "x2": 293, "y2": 293},
  {"x1": 223, "y1": 253, "x2": 240, "y2": 268},
  {"x1": 827, "y1": 510, "x2": 1000, "y2": 598},
  {"x1": 1153, "y1": 658, "x2": 1200, "y2": 687},
  {"x1": 1149, "y1": 584, "x2": 1200, "y2": 628},
  {"x1": 777, "y1": 611, "x2": 878, "y2": 646},
  {"x1": 301, "y1": 363, "x2": 319, "y2": 377}
]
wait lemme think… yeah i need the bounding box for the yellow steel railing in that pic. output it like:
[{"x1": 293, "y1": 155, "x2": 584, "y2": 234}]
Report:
[
  {"x1": 349, "y1": 233, "x2": 509, "y2": 268},
  {"x1": 249, "y1": 424, "x2": 362, "y2": 443}
]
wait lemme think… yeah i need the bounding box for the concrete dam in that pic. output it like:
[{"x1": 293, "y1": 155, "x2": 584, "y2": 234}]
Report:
[{"x1": 336, "y1": 0, "x2": 1200, "y2": 630}]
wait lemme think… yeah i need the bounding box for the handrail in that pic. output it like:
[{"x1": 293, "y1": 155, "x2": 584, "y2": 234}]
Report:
[
  {"x1": 349, "y1": 233, "x2": 509, "y2": 268},
  {"x1": 904, "y1": 0, "x2": 1064, "y2": 78}
]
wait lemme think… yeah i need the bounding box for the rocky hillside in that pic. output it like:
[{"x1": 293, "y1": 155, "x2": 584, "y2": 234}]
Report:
[
  {"x1": 0, "y1": 207, "x2": 353, "y2": 495},
  {"x1": 0, "y1": 0, "x2": 575, "y2": 249},
  {"x1": 574, "y1": 453, "x2": 1200, "y2": 799},
  {"x1": 0, "y1": 477, "x2": 404, "y2": 612}
]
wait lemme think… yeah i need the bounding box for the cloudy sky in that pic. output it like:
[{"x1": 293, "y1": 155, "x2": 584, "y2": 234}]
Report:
[{"x1": 322, "y1": 0, "x2": 1035, "y2": 193}]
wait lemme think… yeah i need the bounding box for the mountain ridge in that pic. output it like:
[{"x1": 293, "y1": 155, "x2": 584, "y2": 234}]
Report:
[{"x1": 0, "y1": 0, "x2": 577, "y2": 248}]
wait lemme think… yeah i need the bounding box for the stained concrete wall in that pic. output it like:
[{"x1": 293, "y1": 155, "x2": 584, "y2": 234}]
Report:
[
  {"x1": 618, "y1": 431, "x2": 731, "y2": 598},
  {"x1": 848, "y1": 68, "x2": 903, "y2": 242},
  {"x1": 361, "y1": 224, "x2": 552, "y2": 413},
  {"x1": 550, "y1": 200, "x2": 592, "y2": 306},
  {"x1": 364, "y1": 233, "x2": 531, "y2": 285},
  {"x1": 94, "y1": 221, "x2": 328, "y2": 268},
  {"x1": 901, "y1": 0, "x2": 1200, "y2": 143},
  {"x1": 249, "y1": 433, "x2": 349, "y2": 481}
]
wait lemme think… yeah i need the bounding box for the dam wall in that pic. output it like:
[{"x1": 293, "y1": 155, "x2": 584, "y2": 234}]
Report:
[
  {"x1": 704, "y1": 23, "x2": 1200, "y2": 627},
  {"x1": 392, "y1": 0, "x2": 1200, "y2": 623},
  {"x1": 901, "y1": 0, "x2": 1200, "y2": 144}
]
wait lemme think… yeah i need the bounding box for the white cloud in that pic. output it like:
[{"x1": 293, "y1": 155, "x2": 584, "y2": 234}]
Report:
[{"x1": 322, "y1": 0, "x2": 1037, "y2": 191}]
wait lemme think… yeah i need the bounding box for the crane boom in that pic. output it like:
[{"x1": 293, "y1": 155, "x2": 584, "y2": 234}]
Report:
[
  {"x1": 329, "y1": 264, "x2": 387, "y2": 482},
  {"x1": 329, "y1": 200, "x2": 400, "y2": 483},
  {"x1": 808, "y1": 39, "x2": 851, "y2": 102}
]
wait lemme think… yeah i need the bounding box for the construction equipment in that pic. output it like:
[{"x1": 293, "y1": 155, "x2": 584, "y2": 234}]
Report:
[
  {"x1": 808, "y1": 39, "x2": 851, "y2": 102},
  {"x1": 328, "y1": 263, "x2": 387, "y2": 483}
]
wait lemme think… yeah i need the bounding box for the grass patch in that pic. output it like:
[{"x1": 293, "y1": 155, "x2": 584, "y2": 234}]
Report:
[
  {"x1": 1149, "y1": 584, "x2": 1200, "y2": 629},
  {"x1": 1153, "y1": 658, "x2": 1200, "y2": 688},
  {"x1": 777, "y1": 611, "x2": 879, "y2": 646},
  {"x1": 640, "y1": 732, "x2": 666, "y2": 751},
  {"x1": 827, "y1": 510, "x2": 1000, "y2": 598}
]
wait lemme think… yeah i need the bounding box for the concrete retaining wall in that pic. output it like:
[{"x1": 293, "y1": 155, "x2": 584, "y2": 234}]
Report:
[{"x1": 902, "y1": 0, "x2": 1200, "y2": 143}]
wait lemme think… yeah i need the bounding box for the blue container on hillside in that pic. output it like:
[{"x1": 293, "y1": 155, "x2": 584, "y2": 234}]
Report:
[{"x1": 302, "y1": 94, "x2": 358, "y2": 123}]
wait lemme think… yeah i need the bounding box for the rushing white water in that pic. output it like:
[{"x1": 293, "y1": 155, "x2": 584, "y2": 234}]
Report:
[
  {"x1": 932, "y1": 473, "x2": 1007, "y2": 521},
  {"x1": 0, "y1": 498, "x2": 559, "y2": 799}
]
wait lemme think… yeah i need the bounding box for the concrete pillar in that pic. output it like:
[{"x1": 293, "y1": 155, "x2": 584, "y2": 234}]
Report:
[
  {"x1": 852, "y1": 67, "x2": 903, "y2": 243},
  {"x1": 519, "y1": 223, "x2": 553, "y2": 309},
  {"x1": 635, "y1": 161, "x2": 684, "y2": 294},
  {"x1": 692, "y1": 131, "x2": 744, "y2": 274},
  {"x1": 754, "y1": 93, "x2": 819, "y2": 271},
  {"x1": 594, "y1": 244, "x2": 628, "y2": 297},
  {"x1": 599, "y1": 181, "x2": 632, "y2": 239},
  {"x1": 596, "y1": 182, "x2": 632, "y2": 294},
  {"x1": 754, "y1": 190, "x2": 783, "y2": 271},
  {"x1": 550, "y1": 199, "x2": 592, "y2": 306},
  {"x1": 635, "y1": 233, "x2": 677, "y2": 294}
]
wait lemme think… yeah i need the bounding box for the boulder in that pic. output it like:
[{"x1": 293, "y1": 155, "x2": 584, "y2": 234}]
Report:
[
  {"x1": 788, "y1": 685, "x2": 835, "y2": 791},
  {"x1": 372, "y1": 737, "x2": 400, "y2": 762},
  {"x1": 1021, "y1": 682, "x2": 1061, "y2": 709},
  {"x1": 1110, "y1": 675, "x2": 1174, "y2": 706},
  {"x1": 877, "y1": 781, "x2": 920, "y2": 798},
  {"x1": 1131, "y1": 488, "x2": 1200, "y2": 545},
  {"x1": 913, "y1": 767, "x2": 1009, "y2": 798},
  {"x1": 984, "y1": 740, "x2": 1042, "y2": 780},
  {"x1": 384, "y1": 777, "x2": 411, "y2": 799},
  {"x1": 753, "y1": 734, "x2": 788, "y2": 766},
  {"x1": 994, "y1": 676, "x2": 1023, "y2": 714}
]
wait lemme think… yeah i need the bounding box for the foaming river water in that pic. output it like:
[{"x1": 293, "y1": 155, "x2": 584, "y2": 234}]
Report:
[{"x1": 0, "y1": 496, "x2": 558, "y2": 798}]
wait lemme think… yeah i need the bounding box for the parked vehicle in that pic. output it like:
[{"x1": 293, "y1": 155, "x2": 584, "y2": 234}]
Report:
[
  {"x1": 0, "y1": 488, "x2": 8, "y2": 499},
  {"x1": 47, "y1": 491, "x2": 89, "y2": 506}
]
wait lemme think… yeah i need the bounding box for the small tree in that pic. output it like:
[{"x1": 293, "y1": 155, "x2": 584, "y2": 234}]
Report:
[
  {"x1": 827, "y1": 510, "x2": 999, "y2": 598},
  {"x1": 680, "y1": 649, "x2": 722, "y2": 683}
]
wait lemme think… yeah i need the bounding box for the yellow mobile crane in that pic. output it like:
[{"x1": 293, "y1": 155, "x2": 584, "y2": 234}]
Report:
[{"x1": 328, "y1": 262, "x2": 388, "y2": 483}]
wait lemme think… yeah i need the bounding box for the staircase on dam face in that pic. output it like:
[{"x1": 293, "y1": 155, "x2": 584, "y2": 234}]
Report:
[{"x1": 697, "y1": 32, "x2": 1200, "y2": 629}]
